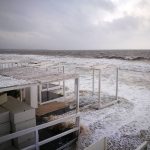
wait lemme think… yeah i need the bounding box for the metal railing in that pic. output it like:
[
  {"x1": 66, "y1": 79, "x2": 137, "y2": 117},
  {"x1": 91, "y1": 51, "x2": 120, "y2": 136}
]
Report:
[
  {"x1": 0, "y1": 62, "x2": 29, "y2": 70},
  {"x1": 0, "y1": 113, "x2": 80, "y2": 150}
]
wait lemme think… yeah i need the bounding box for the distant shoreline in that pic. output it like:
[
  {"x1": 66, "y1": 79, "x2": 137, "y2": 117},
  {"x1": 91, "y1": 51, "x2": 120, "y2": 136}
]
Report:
[{"x1": 0, "y1": 49, "x2": 150, "y2": 60}]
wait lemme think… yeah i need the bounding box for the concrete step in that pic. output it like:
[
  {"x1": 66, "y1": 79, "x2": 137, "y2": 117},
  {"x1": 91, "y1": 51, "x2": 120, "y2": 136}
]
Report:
[
  {"x1": 12, "y1": 118, "x2": 36, "y2": 132},
  {"x1": 2, "y1": 96, "x2": 35, "y2": 124}
]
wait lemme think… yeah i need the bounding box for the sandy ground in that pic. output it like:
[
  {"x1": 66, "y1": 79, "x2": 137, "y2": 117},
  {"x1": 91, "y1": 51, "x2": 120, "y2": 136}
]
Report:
[{"x1": 0, "y1": 54, "x2": 150, "y2": 150}]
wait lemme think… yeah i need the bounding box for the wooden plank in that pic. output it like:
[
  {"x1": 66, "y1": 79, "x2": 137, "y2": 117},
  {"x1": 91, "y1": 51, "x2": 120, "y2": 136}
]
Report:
[{"x1": 36, "y1": 101, "x2": 69, "y2": 116}]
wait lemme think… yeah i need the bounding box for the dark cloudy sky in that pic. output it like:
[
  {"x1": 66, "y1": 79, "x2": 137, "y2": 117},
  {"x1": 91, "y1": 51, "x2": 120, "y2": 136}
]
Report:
[{"x1": 0, "y1": 0, "x2": 150, "y2": 50}]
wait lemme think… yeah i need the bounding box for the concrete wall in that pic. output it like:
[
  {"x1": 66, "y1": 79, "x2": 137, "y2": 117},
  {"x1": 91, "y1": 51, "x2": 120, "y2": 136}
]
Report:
[{"x1": 0, "y1": 106, "x2": 12, "y2": 150}]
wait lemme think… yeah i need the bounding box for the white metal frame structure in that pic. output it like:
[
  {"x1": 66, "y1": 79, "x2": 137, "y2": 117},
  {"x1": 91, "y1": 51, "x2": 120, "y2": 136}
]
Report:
[
  {"x1": 0, "y1": 65, "x2": 80, "y2": 150},
  {"x1": 38, "y1": 66, "x2": 67, "y2": 105},
  {"x1": 76, "y1": 65, "x2": 119, "y2": 109}
]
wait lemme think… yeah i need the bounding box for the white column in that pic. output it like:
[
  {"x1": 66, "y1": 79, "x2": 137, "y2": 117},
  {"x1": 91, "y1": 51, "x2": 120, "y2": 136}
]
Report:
[
  {"x1": 58, "y1": 63, "x2": 61, "y2": 85},
  {"x1": 24, "y1": 86, "x2": 38, "y2": 108},
  {"x1": 75, "y1": 78, "x2": 79, "y2": 113},
  {"x1": 63, "y1": 80, "x2": 65, "y2": 97},
  {"x1": 63, "y1": 66, "x2": 65, "y2": 97},
  {"x1": 30, "y1": 85, "x2": 38, "y2": 108},
  {"x1": 92, "y1": 69, "x2": 95, "y2": 95},
  {"x1": 98, "y1": 69, "x2": 101, "y2": 109}
]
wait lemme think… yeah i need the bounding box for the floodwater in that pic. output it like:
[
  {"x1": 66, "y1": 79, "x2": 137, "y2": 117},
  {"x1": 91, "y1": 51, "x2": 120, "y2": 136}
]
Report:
[{"x1": 0, "y1": 54, "x2": 150, "y2": 150}]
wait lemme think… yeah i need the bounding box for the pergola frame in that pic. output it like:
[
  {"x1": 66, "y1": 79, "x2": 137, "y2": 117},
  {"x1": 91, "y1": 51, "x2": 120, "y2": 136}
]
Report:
[{"x1": 76, "y1": 65, "x2": 119, "y2": 109}]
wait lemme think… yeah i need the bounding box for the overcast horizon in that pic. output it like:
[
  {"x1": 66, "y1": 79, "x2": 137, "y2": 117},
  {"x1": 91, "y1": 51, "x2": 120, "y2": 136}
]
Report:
[{"x1": 0, "y1": 0, "x2": 150, "y2": 50}]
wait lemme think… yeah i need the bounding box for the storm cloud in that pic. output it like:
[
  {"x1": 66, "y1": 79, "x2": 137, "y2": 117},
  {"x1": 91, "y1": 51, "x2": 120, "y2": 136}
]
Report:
[{"x1": 0, "y1": 0, "x2": 150, "y2": 49}]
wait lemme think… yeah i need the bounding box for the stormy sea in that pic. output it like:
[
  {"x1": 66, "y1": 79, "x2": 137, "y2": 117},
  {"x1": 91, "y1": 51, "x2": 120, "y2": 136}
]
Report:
[{"x1": 0, "y1": 49, "x2": 150, "y2": 60}]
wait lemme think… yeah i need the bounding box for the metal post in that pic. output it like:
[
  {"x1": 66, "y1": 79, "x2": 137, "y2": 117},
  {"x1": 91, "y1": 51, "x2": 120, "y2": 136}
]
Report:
[
  {"x1": 92, "y1": 69, "x2": 95, "y2": 95},
  {"x1": 63, "y1": 66, "x2": 65, "y2": 97},
  {"x1": 38, "y1": 85, "x2": 42, "y2": 104},
  {"x1": 75, "y1": 78, "x2": 79, "y2": 113},
  {"x1": 57, "y1": 64, "x2": 59, "y2": 73},
  {"x1": 75, "y1": 74, "x2": 80, "y2": 139},
  {"x1": 116, "y1": 68, "x2": 119, "y2": 101},
  {"x1": 98, "y1": 69, "x2": 101, "y2": 109},
  {"x1": 35, "y1": 129, "x2": 39, "y2": 150},
  {"x1": 2, "y1": 64, "x2": 3, "y2": 72},
  {"x1": 75, "y1": 67, "x2": 77, "y2": 74},
  {"x1": 62, "y1": 65, "x2": 65, "y2": 74},
  {"x1": 47, "y1": 83, "x2": 49, "y2": 101},
  {"x1": 58, "y1": 63, "x2": 61, "y2": 85},
  {"x1": 76, "y1": 116, "x2": 80, "y2": 138},
  {"x1": 8, "y1": 63, "x2": 10, "y2": 72},
  {"x1": 63, "y1": 80, "x2": 65, "y2": 97}
]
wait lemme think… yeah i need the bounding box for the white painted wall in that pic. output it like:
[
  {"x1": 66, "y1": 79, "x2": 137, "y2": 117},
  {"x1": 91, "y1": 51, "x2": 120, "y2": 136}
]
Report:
[{"x1": 25, "y1": 86, "x2": 38, "y2": 108}]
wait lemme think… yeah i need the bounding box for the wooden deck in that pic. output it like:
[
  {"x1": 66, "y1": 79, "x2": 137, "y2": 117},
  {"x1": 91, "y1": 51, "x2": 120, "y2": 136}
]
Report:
[{"x1": 36, "y1": 101, "x2": 69, "y2": 116}]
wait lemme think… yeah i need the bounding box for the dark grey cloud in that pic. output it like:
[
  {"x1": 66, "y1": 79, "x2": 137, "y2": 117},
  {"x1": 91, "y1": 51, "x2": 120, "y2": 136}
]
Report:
[{"x1": 0, "y1": 0, "x2": 149, "y2": 49}]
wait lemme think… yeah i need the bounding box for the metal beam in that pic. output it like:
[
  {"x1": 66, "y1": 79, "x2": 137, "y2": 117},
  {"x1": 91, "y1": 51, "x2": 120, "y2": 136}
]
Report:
[{"x1": 0, "y1": 83, "x2": 37, "y2": 93}]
